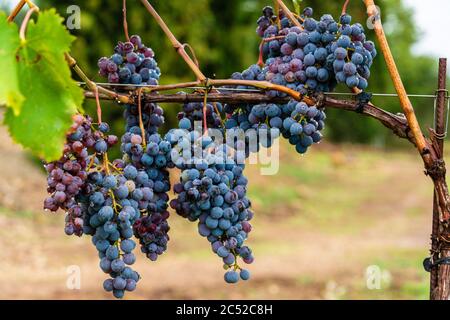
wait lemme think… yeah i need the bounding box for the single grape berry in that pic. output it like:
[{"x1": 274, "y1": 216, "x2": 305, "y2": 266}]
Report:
[
  {"x1": 240, "y1": 269, "x2": 250, "y2": 281},
  {"x1": 224, "y1": 271, "x2": 240, "y2": 284}
]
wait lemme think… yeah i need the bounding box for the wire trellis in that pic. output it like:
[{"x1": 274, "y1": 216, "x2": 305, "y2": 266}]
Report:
[
  {"x1": 76, "y1": 81, "x2": 444, "y2": 98},
  {"x1": 78, "y1": 81, "x2": 450, "y2": 137}
]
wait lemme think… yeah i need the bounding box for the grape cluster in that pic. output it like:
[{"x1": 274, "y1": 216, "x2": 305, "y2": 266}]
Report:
[
  {"x1": 120, "y1": 108, "x2": 172, "y2": 262},
  {"x1": 258, "y1": 6, "x2": 376, "y2": 93},
  {"x1": 43, "y1": 115, "x2": 141, "y2": 298},
  {"x1": 44, "y1": 115, "x2": 119, "y2": 236},
  {"x1": 96, "y1": 32, "x2": 173, "y2": 263},
  {"x1": 82, "y1": 106, "x2": 173, "y2": 297},
  {"x1": 83, "y1": 171, "x2": 141, "y2": 298},
  {"x1": 133, "y1": 209, "x2": 170, "y2": 261},
  {"x1": 225, "y1": 100, "x2": 323, "y2": 155},
  {"x1": 44, "y1": 115, "x2": 90, "y2": 213},
  {"x1": 78, "y1": 120, "x2": 147, "y2": 298},
  {"x1": 278, "y1": 101, "x2": 325, "y2": 153},
  {"x1": 223, "y1": 5, "x2": 377, "y2": 156},
  {"x1": 80, "y1": 163, "x2": 141, "y2": 298},
  {"x1": 167, "y1": 116, "x2": 254, "y2": 283},
  {"x1": 121, "y1": 131, "x2": 172, "y2": 261},
  {"x1": 226, "y1": 64, "x2": 324, "y2": 156},
  {"x1": 98, "y1": 35, "x2": 161, "y2": 85}
]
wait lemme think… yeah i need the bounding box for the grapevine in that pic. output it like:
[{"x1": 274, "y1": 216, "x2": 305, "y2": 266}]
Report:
[{"x1": 2, "y1": 0, "x2": 449, "y2": 300}]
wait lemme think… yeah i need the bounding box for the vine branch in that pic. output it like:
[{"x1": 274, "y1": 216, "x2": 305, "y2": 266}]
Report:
[
  {"x1": 85, "y1": 78, "x2": 312, "y2": 104},
  {"x1": 206, "y1": 79, "x2": 314, "y2": 105},
  {"x1": 123, "y1": 0, "x2": 130, "y2": 42},
  {"x1": 83, "y1": 89, "x2": 411, "y2": 141},
  {"x1": 64, "y1": 53, "x2": 130, "y2": 104},
  {"x1": 7, "y1": 0, "x2": 36, "y2": 22},
  {"x1": 364, "y1": 0, "x2": 450, "y2": 223},
  {"x1": 364, "y1": 0, "x2": 431, "y2": 163},
  {"x1": 276, "y1": 0, "x2": 303, "y2": 29},
  {"x1": 139, "y1": 0, "x2": 206, "y2": 82}
]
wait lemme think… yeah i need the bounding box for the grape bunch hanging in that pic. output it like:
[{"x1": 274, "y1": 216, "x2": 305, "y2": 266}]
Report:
[
  {"x1": 43, "y1": 4, "x2": 376, "y2": 298},
  {"x1": 225, "y1": 6, "x2": 376, "y2": 155}
]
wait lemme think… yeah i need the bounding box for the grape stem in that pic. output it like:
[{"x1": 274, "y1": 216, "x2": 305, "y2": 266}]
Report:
[
  {"x1": 139, "y1": 0, "x2": 206, "y2": 82},
  {"x1": 137, "y1": 88, "x2": 147, "y2": 148},
  {"x1": 7, "y1": 0, "x2": 36, "y2": 22},
  {"x1": 94, "y1": 86, "x2": 102, "y2": 124},
  {"x1": 122, "y1": 0, "x2": 130, "y2": 42},
  {"x1": 143, "y1": 81, "x2": 201, "y2": 93},
  {"x1": 202, "y1": 89, "x2": 209, "y2": 133},
  {"x1": 341, "y1": 0, "x2": 351, "y2": 15},
  {"x1": 109, "y1": 190, "x2": 122, "y2": 213},
  {"x1": 183, "y1": 43, "x2": 200, "y2": 68},
  {"x1": 276, "y1": 0, "x2": 303, "y2": 30},
  {"x1": 138, "y1": 78, "x2": 311, "y2": 103},
  {"x1": 292, "y1": 12, "x2": 304, "y2": 23},
  {"x1": 263, "y1": 36, "x2": 286, "y2": 43},
  {"x1": 257, "y1": 40, "x2": 265, "y2": 67},
  {"x1": 207, "y1": 79, "x2": 313, "y2": 104},
  {"x1": 64, "y1": 53, "x2": 130, "y2": 104},
  {"x1": 212, "y1": 101, "x2": 225, "y2": 127},
  {"x1": 86, "y1": 155, "x2": 96, "y2": 172},
  {"x1": 103, "y1": 153, "x2": 111, "y2": 175},
  {"x1": 19, "y1": 6, "x2": 39, "y2": 41}
]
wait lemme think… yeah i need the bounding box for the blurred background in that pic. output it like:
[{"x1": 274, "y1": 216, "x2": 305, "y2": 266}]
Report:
[{"x1": 0, "y1": 0, "x2": 448, "y2": 299}]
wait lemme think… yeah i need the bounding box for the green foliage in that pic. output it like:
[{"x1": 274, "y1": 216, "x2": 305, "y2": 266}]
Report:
[
  {"x1": 0, "y1": 13, "x2": 24, "y2": 115},
  {"x1": 2, "y1": 9, "x2": 83, "y2": 161},
  {"x1": 292, "y1": 0, "x2": 302, "y2": 16}
]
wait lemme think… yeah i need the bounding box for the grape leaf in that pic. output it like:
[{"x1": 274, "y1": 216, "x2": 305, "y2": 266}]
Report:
[
  {"x1": 4, "y1": 10, "x2": 84, "y2": 161},
  {"x1": 0, "y1": 13, "x2": 24, "y2": 115}
]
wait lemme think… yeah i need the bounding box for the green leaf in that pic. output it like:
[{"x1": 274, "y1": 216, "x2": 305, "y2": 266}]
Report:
[
  {"x1": 292, "y1": 0, "x2": 302, "y2": 16},
  {"x1": 4, "y1": 9, "x2": 84, "y2": 161},
  {"x1": 0, "y1": 12, "x2": 24, "y2": 115}
]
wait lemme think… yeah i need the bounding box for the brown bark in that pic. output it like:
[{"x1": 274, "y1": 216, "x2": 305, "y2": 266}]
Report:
[
  {"x1": 432, "y1": 59, "x2": 450, "y2": 300},
  {"x1": 139, "y1": 0, "x2": 206, "y2": 82},
  {"x1": 437, "y1": 248, "x2": 450, "y2": 299},
  {"x1": 364, "y1": 0, "x2": 431, "y2": 162}
]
